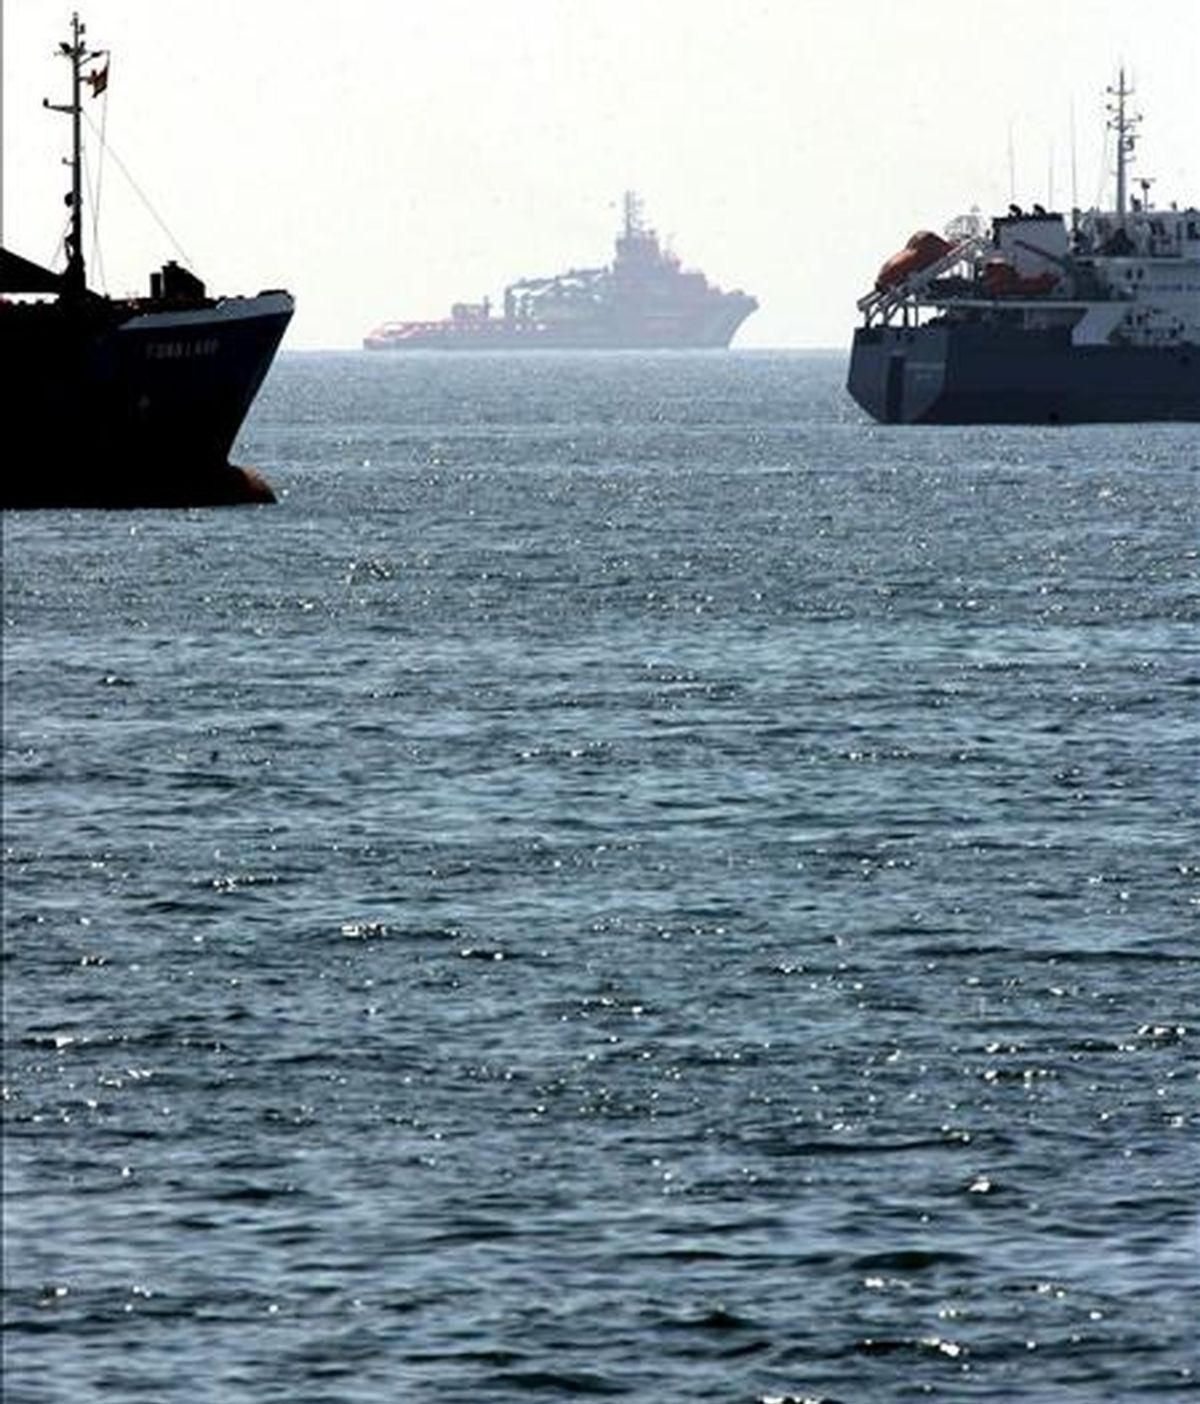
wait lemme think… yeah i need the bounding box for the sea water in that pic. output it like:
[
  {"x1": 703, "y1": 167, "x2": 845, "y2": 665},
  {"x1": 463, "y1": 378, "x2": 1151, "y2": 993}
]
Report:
[{"x1": 3, "y1": 351, "x2": 1197, "y2": 1402}]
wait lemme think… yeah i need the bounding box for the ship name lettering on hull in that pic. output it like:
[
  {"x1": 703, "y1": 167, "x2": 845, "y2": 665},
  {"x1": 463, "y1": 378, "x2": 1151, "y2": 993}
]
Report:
[{"x1": 146, "y1": 337, "x2": 220, "y2": 360}]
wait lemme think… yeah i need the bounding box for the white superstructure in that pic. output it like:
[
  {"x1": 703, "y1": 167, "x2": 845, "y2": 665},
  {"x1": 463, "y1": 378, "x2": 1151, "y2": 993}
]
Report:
[{"x1": 856, "y1": 70, "x2": 1200, "y2": 350}]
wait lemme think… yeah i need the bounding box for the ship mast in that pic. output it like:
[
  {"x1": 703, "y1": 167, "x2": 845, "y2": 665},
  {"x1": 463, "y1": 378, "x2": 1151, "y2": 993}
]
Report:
[
  {"x1": 623, "y1": 191, "x2": 644, "y2": 238},
  {"x1": 44, "y1": 12, "x2": 104, "y2": 298},
  {"x1": 1106, "y1": 67, "x2": 1140, "y2": 219}
]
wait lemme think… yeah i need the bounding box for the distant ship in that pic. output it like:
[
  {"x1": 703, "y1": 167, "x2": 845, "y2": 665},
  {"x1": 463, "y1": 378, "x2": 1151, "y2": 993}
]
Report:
[
  {"x1": 847, "y1": 71, "x2": 1200, "y2": 423},
  {"x1": 364, "y1": 193, "x2": 757, "y2": 351},
  {"x1": 1, "y1": 13, "x2": 294, "y2": 508}
]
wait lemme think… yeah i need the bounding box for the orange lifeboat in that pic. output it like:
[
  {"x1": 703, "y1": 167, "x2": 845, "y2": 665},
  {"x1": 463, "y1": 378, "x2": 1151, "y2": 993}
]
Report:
[
  {"x1": 982, "y1": 259, "x2": 1058, "y2": 297},
  {"x1": 874, "y1": 231, "x2": 954, "y2": 292}
]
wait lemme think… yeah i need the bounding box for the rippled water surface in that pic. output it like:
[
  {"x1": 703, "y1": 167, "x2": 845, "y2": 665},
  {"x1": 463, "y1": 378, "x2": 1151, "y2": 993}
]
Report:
[{"x1": 3, "y1": 352, "x2": 1197, "y2": 1402}]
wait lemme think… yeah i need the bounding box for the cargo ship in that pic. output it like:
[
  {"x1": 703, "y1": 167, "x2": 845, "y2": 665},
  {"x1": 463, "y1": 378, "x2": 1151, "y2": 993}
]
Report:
[
  {"x1": 847, "y1": 71, "x2": 1200, "y2": 423},
  {"x1": 363, "y1": 193, "x2": 757, "y2": 351},
  {"x1": 2, "y1": 13, "x2": 294, "y2": 508}
]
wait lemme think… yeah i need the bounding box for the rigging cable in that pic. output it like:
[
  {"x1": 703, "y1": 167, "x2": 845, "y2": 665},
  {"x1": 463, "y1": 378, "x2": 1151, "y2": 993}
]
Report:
[
  {"x1": 83, "y1": 105, "x2": 196, "y2": 274},
  {"x1": 86, "y1": 61, "x2": 110, "y2": 290}
]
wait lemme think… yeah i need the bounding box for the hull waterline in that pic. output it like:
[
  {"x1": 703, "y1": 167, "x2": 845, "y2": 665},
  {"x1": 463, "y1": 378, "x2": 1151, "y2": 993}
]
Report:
[{"x1": 848, "y1": 325, "x2": 1200, "y2": 424}]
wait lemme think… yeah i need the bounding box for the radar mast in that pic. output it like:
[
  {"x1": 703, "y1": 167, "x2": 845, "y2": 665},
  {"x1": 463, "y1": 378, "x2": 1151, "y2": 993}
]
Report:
[
  {"x1": 1106, "y1": 67, "x2": 1141, "y2": 219},
  {"x1": 43, "y1": 12, "x2": 107, "y2": 298}
]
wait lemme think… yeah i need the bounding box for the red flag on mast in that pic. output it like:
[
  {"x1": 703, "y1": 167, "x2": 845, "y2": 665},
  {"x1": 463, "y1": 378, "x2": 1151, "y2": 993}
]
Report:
[{"x1": 87, "y1": 62, "x2": 109, "y2": 96}]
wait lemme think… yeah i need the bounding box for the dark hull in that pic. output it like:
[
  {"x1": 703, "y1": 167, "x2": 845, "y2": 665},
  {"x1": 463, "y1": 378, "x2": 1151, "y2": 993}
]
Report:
[
  {"x1": 3, "y1": 292, "x2": 293, "y2": 507},
  {"x1": 847, "y1": 323, "x2": 1200, "y2": 423}
]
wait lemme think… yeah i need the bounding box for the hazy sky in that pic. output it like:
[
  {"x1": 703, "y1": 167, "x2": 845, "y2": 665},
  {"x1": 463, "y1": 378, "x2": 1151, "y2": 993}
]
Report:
[{"x1": 3, "y1": 0, "x2": 1197, "y2": 349}]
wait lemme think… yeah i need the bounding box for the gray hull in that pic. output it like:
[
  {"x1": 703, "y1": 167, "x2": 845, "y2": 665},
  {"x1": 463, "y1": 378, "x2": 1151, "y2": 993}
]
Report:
[{"x1": 847, "y1": 324, "x2": 1200, "y2": 423}]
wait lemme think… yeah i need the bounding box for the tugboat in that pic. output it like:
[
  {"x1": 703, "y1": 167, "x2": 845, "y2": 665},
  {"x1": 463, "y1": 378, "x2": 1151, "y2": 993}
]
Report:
[
  {"x1": 1, "y1": 13, "x2": 294, "y2": 508},
  {"x1": 363, "y1": 192, "x2": 757, "y2": 351},
  {"x1": 847, "y1": 71, "x2": 1200, "y2": 423}
]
